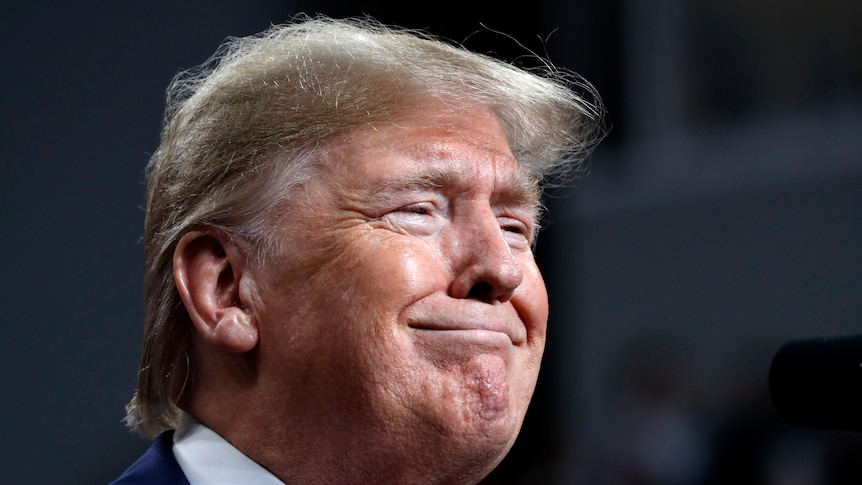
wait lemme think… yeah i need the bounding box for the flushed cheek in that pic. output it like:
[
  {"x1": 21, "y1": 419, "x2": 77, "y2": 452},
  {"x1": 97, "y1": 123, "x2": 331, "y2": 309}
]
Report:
[
  {"x1": 343, "y1": 234, "x2": 448, "y2": 300},
  {"x1": 317, "y1": 236, "x2": 450, "y2": 365},
  {"x1": 516, "y1": 261, "x2": 549, "y2": 337}
]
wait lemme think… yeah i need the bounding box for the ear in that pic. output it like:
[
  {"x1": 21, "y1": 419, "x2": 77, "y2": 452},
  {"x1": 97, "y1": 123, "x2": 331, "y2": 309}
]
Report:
[{"x1": 173, "y1": 229, "x2": 259, "y2": 353}]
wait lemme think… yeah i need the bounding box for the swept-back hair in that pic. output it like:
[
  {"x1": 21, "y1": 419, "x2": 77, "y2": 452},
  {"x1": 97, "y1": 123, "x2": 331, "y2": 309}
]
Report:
[{"x1": 126, "y1": 15, "x2": 605, "y2": 438}]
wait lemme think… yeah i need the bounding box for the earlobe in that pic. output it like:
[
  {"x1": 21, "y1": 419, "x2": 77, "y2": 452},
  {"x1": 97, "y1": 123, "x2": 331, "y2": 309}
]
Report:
[
  {"x1": 173, "y1": 229, "x2": 259, "y2": 353},
  {"x1": 211, "y1": 307, "x2": 258, "y2": 353}
]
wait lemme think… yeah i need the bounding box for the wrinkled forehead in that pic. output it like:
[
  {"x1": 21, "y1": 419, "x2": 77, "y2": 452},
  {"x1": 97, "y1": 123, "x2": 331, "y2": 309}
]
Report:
[{"x1": 315, "y1": 102, "x2": 542, "y2": 205}]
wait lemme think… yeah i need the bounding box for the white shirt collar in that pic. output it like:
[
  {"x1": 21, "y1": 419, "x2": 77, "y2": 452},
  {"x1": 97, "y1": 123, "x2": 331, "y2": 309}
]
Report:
[{"x1": 172, "y1": 415, "x2": 285, "y2": 484}]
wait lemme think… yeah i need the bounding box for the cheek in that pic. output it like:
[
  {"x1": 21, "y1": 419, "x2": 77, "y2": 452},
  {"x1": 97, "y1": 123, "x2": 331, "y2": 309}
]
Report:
[
  {"x1": 340, "y1": 234, "x2": 448, "y2": 303},
  {"x1": 270, "y1": 234, "x2": 449, "y2": 361},
  {"x1": 516, "y1": 257, "x2": 549, "y2": 338}
]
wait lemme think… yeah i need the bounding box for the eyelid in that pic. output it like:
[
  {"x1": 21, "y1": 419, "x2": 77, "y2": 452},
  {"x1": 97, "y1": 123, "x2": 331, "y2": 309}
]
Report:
[
  {"x1": 499, "y1": 217, "x2": 526, "y2": 232},
  {"x1": 498, "y1": 215, "x2": 535, "y2": 244},
  {"x1": 395, "y1": 200, "x2": 444, "y2": 218}
]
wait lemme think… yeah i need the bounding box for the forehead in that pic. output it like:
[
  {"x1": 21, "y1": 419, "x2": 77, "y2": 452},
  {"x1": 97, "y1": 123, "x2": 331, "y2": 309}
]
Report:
[{"x1": 321, "y1": 104, "x2": 540, "y2": 205}]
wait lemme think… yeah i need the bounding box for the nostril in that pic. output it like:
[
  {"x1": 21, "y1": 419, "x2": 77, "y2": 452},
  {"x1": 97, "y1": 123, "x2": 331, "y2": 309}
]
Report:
[{"x1": 466, "y1": 281, "x2": 495, "y2": 302}]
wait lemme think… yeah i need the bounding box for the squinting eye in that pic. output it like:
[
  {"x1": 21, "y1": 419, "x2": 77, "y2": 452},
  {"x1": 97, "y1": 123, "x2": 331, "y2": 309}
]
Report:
[
  {"x1": 383, "y1": 203, "x2": 443, "y2": 237},
  {"x1": 404, "y1": 205, "x2": 430, "y2": 215},
  {"x1": 499, "y1": 217, "x2": 534, "y2": 248},
  {"x1": 499, "y1": 217, "x2": 530, "y2": 235},
  {"x1": 502, "y1": 224, "x2": 525, "y2": 234}
]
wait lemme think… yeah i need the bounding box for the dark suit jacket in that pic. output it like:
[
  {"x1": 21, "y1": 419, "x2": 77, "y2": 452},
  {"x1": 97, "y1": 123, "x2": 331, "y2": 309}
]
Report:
[{"x1": 110, "y1": 431, "x2": 190, "y2": 484}]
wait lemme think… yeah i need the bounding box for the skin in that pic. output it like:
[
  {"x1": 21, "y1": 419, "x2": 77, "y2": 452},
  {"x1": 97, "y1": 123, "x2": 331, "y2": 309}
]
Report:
[{"x1": 174, "y1": 103, "x2": 549, "y2": 484}]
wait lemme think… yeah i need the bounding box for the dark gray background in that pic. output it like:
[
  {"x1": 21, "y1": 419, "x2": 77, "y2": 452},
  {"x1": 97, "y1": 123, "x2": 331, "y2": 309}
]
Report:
[{"x1": 2, "y1": 1, "x2": 860, "y2": 483}]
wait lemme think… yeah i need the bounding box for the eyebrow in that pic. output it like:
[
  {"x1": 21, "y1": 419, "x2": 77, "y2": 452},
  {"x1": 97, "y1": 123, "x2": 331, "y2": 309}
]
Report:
[
  {"x1": 378, "y1": 168, "x2": 450, "y2": 193},
  {"x1": 500, "y1": 167, "x2": 542, "y2": 210}
]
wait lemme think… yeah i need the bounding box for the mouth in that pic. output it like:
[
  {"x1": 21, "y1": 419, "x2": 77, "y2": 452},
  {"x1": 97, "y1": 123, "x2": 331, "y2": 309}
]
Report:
[{"x1": 408, "y1": 321, "x2": 524, "y2": 345}]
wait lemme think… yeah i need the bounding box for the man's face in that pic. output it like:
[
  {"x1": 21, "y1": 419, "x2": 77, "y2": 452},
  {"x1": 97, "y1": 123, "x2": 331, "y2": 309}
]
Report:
[{"x1": 250, "y1": 103, "x2": 548, "y2": 480}]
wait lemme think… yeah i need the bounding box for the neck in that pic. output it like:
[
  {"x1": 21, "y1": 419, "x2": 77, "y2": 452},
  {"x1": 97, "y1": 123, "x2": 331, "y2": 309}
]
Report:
[{"x1": 185, "y1": 389, "x2": 503, "y2": 485}]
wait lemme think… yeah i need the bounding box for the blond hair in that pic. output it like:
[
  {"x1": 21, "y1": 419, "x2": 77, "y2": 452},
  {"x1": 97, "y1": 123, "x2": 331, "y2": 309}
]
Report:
[{"x1": 125, "y1": 15, "x2": 605, "y2": 438}]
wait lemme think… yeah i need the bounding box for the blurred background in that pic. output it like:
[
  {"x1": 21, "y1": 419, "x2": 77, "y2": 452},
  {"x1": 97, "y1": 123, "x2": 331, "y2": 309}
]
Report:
[{"x1": 2, "y1": 1, "x2": 860, "y2": 483}]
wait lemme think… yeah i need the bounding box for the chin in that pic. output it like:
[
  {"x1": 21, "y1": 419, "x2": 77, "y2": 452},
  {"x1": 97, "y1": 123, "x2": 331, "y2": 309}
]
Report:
[
  {"x1": 436, "y1": 402, "x2": 525, "y2": 474},
  {"x1": 433, "y1": 428, "x2": 521, "y2": 485},
  {"x1": 360, "y1": 414, "x2": 522, "y2": 485}
]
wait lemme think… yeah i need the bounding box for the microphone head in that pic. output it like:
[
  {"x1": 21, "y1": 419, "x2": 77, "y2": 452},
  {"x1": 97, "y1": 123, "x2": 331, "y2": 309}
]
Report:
[{"x1": 769, "y1": 335, "x2": 862, "y2": 432}]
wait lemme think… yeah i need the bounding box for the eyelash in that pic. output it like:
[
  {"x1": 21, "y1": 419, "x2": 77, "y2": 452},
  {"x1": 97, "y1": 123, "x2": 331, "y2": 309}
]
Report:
[
  {"x1": 404, "y1": 205, "x2": 430, "y2": 215},
  {"x1": 394, "y1": 204, "x2": 532, "y2": 240},
  {"x1": 502, "y1": 223, "x2": 526, "y2": 235}
]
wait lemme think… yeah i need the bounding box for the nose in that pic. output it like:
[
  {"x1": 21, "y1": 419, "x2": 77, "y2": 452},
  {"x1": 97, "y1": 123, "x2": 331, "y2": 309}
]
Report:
[{"x1": 447, "y1": 209, "x2": 523, "y2": 303}]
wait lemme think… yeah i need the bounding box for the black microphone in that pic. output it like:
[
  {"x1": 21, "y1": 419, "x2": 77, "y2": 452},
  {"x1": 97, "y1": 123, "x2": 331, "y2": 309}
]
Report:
[{"x1": 769, "y1": 335, "x2": 862, "y2": 432}]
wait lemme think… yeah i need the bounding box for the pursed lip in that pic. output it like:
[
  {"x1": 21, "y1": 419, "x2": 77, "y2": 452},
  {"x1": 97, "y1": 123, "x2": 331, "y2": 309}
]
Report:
[{"x1": 407, "y1": 318, "x2": 525, "y2": 345}]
